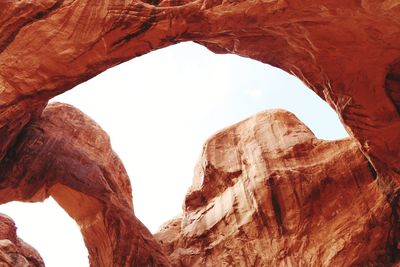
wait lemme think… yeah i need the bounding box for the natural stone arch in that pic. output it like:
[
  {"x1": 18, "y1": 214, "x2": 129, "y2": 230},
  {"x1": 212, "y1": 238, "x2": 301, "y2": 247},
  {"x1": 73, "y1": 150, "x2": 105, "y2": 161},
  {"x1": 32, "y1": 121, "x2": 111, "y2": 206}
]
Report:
[
  {"x1": 0, "y1": 0, "x2": 399, "y2": 189},
  {"x1": 0, "y1": 0, "x2": 400, "y2": 266},
  {"x1": 0, "y1": 102, "x2": 396, "y2": 266},
  {"x1": 0, "y1": 103, "x2": 170, "y2": 266}
]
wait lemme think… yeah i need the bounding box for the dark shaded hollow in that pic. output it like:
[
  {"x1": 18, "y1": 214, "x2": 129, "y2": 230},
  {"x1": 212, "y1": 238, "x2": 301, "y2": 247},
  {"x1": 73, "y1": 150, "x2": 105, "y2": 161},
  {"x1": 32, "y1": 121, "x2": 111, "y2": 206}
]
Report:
[{"x1": 386, "y1": 60, "x2": 400, "y2": 114}]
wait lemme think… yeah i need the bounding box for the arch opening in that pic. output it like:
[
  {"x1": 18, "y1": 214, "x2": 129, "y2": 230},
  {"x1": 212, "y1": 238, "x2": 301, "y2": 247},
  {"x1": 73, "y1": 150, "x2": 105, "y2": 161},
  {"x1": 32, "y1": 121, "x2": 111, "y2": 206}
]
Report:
[
  {"x1": 0, "y1": 199, "x2": 88, "y2": 267},
  {"x1": 1, "y1": 41, "x2": 348, "y2": 266},
  {"x1": 52, "y1": 41, "x2": 348, "y2": 231}
]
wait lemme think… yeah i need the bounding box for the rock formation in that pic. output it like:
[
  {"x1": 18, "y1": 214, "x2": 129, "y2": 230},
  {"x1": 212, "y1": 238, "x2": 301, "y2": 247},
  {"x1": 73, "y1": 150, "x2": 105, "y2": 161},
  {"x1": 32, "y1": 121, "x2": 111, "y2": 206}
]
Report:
[
  {"x1": 0, "y1": 0, "x2": 399, "y2": 266},
  {"x1": 0, "y1": 213, "x2": 44, "y2": 267},
  {"x1": 0, "y1": 103, "x2": 170, "y2": 266},
  {"x1": 155, "y1": 110, "x2": 394, "y2": 266},
  {"x1": 0, "y1": 1, "x2": 399, "y2": 187}
]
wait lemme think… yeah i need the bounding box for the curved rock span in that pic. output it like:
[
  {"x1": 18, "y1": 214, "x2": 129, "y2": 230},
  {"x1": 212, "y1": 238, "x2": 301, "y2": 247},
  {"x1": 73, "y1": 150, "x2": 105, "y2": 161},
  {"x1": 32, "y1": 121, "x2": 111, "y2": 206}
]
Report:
[
  {"x1": 0, "y1": 1, "x2": 399, "y2": 186},
  {"x1": 0, "y1": 103, "x2": 169, "y2": 266},
  {"x1": 0, "y1": 0, "x2": 399, "y2": 266}
]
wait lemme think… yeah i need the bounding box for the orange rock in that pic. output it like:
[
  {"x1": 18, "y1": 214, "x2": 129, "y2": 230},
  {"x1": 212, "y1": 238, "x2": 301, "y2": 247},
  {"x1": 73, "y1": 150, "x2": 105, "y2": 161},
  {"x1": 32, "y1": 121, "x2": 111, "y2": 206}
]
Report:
[
  {"x1": 155, "y1": 110, "x2": 395, "y2": 266},
  {"x1": 0, "y1": 213, "x2": 44, "y2": 267}
]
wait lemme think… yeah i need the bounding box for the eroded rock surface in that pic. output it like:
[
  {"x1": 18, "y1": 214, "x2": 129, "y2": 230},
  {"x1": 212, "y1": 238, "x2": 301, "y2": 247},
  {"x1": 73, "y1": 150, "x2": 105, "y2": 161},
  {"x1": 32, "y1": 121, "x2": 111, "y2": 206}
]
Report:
[
  {"x1": 156, "y1": 110, "x2": 395, "y2": 266},
  {"x1": 0, "y1": 213, "x2": 44, "y2": 267}
]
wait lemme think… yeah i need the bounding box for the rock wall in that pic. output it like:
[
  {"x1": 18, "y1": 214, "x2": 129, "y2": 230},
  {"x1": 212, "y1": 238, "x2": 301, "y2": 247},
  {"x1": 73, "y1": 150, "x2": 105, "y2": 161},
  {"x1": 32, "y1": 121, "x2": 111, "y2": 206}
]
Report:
[{"x1": 155, "y1": 110, "x2": 394, "y2": 266}]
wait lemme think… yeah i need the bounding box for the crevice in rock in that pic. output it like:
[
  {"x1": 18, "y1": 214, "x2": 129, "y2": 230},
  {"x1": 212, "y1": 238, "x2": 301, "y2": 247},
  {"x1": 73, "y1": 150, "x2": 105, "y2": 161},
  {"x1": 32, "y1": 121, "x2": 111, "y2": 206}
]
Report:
[
  {"x1": 267, "y1": 176, "x2": 286, "y2": 236},
  {"x1": 112, "y1": 9, "x2": 157, "y2": 48},
  {"x1": 367, "y1": 161, "x2": 378, "y2": 180}
]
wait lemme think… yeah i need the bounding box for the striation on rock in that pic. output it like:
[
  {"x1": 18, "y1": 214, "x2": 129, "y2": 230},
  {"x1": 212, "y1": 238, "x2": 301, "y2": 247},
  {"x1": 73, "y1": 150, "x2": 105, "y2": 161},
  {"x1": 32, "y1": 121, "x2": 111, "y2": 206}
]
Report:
[
  {"x1": 0, "y1": 213, "x2": 44, "y2": 267},
  {"x1": 155, "y1": 110, "x2": 395, "y2": 266}
]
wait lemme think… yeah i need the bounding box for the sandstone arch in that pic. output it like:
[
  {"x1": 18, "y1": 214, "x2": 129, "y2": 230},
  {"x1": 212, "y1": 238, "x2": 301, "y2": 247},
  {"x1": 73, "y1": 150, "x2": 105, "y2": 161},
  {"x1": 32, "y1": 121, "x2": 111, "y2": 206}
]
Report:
[
  {"x1": 0, "y1": 103, "x2": 170, "y2": 266},
  {"x1": 0, "y1": 0, "x2": 399, "y2": 186},
  {"x1": 0, "y1": 1, "x2": 400, "y2": 266}
]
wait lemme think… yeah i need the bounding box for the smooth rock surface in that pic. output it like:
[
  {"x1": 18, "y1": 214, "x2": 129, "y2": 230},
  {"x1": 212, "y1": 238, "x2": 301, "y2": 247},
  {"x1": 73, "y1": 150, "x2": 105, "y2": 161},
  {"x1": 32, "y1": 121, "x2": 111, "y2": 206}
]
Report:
[{"x1": 155, "y1": 110, "x2": 395, "y2": 266}]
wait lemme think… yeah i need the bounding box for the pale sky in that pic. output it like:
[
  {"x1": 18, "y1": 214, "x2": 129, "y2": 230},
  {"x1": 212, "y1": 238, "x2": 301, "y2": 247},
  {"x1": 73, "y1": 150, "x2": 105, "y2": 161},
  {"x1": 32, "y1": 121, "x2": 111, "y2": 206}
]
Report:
[{"x1": 0, "y1": 42, "x2": 348, "y2": 267}]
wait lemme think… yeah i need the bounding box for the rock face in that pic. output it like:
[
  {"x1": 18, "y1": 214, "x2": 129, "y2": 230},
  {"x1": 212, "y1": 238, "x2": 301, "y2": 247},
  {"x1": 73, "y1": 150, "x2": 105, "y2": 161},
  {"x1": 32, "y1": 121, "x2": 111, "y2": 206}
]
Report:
[
  {"x1": 0, "y1": 1, "x2": 399, "y2": 266},
  {"x1": 155, "y1": 110, "x2": 394, "y2": 266},
  {"x1": 0, "y1": 213, "x2": 44, "y2": 267}
]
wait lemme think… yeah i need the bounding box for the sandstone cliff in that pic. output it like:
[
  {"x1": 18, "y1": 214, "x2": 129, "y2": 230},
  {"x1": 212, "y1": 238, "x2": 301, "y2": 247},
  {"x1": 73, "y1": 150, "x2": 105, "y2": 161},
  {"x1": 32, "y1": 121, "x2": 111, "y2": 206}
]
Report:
[
  {"x1": 155, "y1": 110, "x2": 394, "y2": 266},
  {"x1": 0, "y1": 213, "x2": 44, "y2": 267}
]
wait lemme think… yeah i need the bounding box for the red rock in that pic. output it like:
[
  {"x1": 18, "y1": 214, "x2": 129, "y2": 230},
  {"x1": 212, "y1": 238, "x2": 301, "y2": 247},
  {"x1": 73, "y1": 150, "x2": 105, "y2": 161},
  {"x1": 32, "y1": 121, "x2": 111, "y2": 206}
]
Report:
[
  {"x1": 0, "y1": 103, "x2": 170, "y2": 266},
  {"x1": 0, "y1": 213, "x2": 44, "y2": 267},
  {"x1": 155, "y1": 110, "x2": 394, "y2": 266},
  {"x1": 0, "y1": 1, "x2": 399, "y2": 266},
  {"x1": 0, "y1": 1, "x2": 398, "y2": 187}
]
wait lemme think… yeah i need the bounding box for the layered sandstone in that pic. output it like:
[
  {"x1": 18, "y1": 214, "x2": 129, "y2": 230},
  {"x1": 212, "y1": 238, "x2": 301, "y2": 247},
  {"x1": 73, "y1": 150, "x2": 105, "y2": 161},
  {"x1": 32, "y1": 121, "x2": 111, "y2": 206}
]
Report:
[
  {"x1": 155, "y1": 110, "x2": 395, "y2": 266},
  {"x1": 0, "y1": 213, "x2": 44, "y2": 267}
]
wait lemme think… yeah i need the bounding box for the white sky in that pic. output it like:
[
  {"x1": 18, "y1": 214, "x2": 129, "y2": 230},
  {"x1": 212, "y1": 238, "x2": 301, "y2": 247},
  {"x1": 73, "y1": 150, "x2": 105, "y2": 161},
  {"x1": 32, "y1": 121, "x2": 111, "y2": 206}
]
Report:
[{"x1": 0, "y1": 42, "x2": 348, "y2": 267}]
